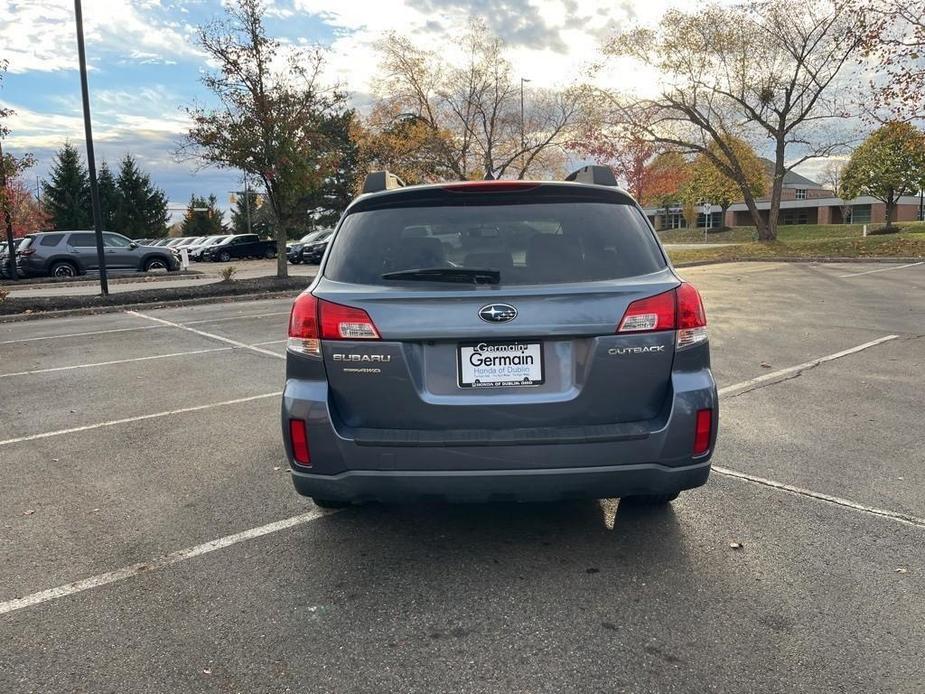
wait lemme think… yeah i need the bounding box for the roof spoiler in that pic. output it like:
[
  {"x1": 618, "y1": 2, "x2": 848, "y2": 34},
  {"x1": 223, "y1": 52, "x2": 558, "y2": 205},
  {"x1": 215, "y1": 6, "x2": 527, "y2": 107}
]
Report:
[
  {"x1": 362, "y1": 171, "x2": 406, "y2": 194},
  {"x1": 564, "y1": 165, "x2": 618, "y2": 187}
]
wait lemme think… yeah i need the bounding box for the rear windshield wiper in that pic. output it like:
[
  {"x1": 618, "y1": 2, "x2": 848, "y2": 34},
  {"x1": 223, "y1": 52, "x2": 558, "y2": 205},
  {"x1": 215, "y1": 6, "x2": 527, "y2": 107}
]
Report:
[{"x1": 381, "y1": 267, "x2": 501, "y2": 285}]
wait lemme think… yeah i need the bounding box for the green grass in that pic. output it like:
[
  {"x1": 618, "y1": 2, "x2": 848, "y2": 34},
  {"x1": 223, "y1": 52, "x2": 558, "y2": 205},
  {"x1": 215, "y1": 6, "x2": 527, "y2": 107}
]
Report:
[
  {"x1": 657, "y1": 221, "x2": 925, "y2": 245},
  {"x1": 667, "y1": 231, "x2": 925, "y2": 265}
]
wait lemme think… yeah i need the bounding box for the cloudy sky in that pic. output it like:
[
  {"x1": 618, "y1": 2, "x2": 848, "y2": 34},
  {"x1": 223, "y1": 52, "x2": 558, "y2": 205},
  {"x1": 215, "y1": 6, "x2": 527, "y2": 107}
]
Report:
[{"x1": 2, "y1": 0, "x2": 820, "y2": 214}]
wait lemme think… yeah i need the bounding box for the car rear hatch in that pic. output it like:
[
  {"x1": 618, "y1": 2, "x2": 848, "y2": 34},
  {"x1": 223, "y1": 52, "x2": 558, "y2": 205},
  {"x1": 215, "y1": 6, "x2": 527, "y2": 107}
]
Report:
[{"x1": 295, "y1": 183, "x2": 690, "y2": 448}]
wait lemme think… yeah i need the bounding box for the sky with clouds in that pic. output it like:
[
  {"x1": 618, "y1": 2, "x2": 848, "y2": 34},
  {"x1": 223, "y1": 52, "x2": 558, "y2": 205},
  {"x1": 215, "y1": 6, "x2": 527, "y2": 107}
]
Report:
[{"x1": 2, "y1": 0, "x2": 835, "y2": 217}]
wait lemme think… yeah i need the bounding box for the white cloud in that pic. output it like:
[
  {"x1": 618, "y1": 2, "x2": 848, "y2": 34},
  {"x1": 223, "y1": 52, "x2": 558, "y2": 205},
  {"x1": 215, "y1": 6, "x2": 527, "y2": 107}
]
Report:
[{"x1": 0, "y1": 0, "x2": 202, "y2": 73}]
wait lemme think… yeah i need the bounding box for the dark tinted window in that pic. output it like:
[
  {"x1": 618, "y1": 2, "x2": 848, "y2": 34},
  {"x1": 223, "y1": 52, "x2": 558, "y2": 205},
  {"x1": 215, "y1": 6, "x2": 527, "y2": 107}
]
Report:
[
  {"x1": 325, "y1": 201, "x2": 665, "y2": 286},
  {"x1": 39, "y1": 234, "x2": 64, "y2": 247},
  {"x1": 69, "y1": 233, "x2": 97, "y2": 246}
]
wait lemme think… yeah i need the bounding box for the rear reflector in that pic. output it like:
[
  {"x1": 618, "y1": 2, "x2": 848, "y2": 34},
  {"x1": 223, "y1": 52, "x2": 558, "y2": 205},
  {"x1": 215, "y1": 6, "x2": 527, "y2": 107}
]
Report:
[
  {"x1": 618, "y1": 289, "x2": 676, "y2": 332},
  {"x1": 289, "y1": 418, "x2": 311, "y2": 466},
  {"x1": 288, "y1": 293, "x2": 380, "y2": 355},
  {"x1": 693, "y1": 409, "x2": 712, "y2": 456}
]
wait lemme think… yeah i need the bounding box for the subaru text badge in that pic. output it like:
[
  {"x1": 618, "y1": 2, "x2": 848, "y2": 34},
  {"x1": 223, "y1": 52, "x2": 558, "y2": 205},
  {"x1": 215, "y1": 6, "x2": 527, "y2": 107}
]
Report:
[{"x1": 478, "y1": 303, "x2": 517, "y2": 323}]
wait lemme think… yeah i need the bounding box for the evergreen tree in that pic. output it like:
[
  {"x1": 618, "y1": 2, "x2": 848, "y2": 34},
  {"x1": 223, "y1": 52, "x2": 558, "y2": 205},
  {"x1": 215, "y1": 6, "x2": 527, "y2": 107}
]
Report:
[
  {"x1": 231, "y1": 189, "x2": 260, "y2": 234},
  {"x1": 180, "y1": 194, "x2": 224, "y2": 236},
  {"x1": 42, "y1": 142, "x2": 91, "y2": 229},
  {"x1": 112, "y1": 154, "x2": 169, "y2": 238},
  {"x1": 96, "y1": 162, "x2": 118, "y2": 230}
]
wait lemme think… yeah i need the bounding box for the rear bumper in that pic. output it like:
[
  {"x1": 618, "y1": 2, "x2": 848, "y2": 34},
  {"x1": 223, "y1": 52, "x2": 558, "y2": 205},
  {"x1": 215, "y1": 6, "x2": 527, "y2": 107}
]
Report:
[{"x1": 290, "y1": 460, "x2": 710, "y2": 503}]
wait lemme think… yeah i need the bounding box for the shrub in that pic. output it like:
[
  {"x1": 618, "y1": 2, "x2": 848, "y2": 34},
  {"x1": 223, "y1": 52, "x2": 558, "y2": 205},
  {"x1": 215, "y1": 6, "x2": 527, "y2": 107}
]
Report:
[
  {"x1": 219, "y1": 265, "x2": 237, "y2": 282},
  {"x1": 0, "y1": 287, "x2": 7, "y2": 303}
]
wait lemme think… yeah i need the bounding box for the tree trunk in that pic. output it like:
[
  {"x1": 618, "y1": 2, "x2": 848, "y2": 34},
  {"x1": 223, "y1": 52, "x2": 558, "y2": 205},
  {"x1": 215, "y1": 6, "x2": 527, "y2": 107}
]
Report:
[
  {"x1": 762, "y1": 142, "x2": 786, "y2": 242},
  {"x1": 884, "y1": 194, "x2": 896, "y2": 231},
  {"x1": 740, "y1": 186, "x2": 769, "y2": 240},
  {"x1": 720, "y1": 204, "x2": 730, "y2": 230}
]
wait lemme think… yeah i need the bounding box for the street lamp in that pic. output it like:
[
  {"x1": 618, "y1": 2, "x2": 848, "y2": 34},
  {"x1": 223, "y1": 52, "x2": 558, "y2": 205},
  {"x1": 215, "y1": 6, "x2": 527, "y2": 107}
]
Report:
[
  {"x1": 701, "y1": 202, "x2": 713, "y2": 241},
  {"x1": 520, "y1": 77, "x2": 531, "y2": 178},
  {"x1": 74, "y1": 0, "x2": 109, "y2": 296}
]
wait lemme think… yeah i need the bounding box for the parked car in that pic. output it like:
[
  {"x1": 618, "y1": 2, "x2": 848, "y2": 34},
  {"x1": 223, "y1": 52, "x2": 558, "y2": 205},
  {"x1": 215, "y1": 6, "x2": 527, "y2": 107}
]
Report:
[
  {"x1": 287, "y1": 230, "x2": 331, "y2": 264},
  {"x1": 187, "y1": 235, "x2": 231, "y2": 261},
  {"x1": 281, "y1": 167, "x2": 717, "y2": 509},
  {"x1": 15, "y1": 231, "x2": 180, "y2": 278},
  {"x1": 202, "y1": 233, "x2": 277, "y2": 262},
  {"x1": 0, "y1": 238, "x2": 24, "y2": 278},
  {"x1": 299, "y1": 230, "x2": 333, "y2": 264}
]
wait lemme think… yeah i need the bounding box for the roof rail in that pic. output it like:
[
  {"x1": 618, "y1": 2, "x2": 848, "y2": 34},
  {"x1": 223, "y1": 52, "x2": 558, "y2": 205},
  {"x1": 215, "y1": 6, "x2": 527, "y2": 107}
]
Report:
[
  {"x1": 362, "y1": 171, "x2": 406, "y2": 194},
  {"x1": 564, "y1": 165, "x2": 618, "y2": 187}
]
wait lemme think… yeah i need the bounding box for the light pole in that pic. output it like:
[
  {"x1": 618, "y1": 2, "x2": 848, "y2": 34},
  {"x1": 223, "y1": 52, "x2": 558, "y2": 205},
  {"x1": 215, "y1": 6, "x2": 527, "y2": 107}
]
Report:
[
  {"x1": 520, "y1": 77, "x2": 530, "y2": 179},
  {"x1": 701, "y1": 202, "x2": 713, "y2": 242},
  {"x1": 74, "y1": 0, "x2": 109, "y2": 295}
]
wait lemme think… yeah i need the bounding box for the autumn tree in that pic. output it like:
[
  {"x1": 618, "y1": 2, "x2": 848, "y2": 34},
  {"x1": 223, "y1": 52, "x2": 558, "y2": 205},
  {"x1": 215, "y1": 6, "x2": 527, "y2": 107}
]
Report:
[
  {"x1": 684, "y1": 137, "x2": 767, "y2": 229},
  {"x1": 568, "y1": 126, "x2": 655, "y2": 201},
  {"x1": 180, "y1": 194, "x2": 224, "y2": 236},
  {"x1": 42, "y1": 142, "x2": 90, "y2": 230},
  {"x1": 182, "y1": 0, "x2": 351, "y2": 277},
  {"x1": 1, "y1": 59, "x2": 37, "y2": 279},
  {"x1": 857, "y1": 0, "x2": 925, "y2": 120},
  {"x1": 642, "y1": 152, "x2": 691, "y2": 229},
  {"x1": 373, "y1": 21, "x2": 582, "y2": 180},
  {"x1": 5, "y1": 179, "x2": 50, "y2": 235},
  {"x1": 600, "y1": 0, "x2": 863, "y2": 241},
  {"x1": 841, "y1": 122, "x2": 925, "y2": 230}
]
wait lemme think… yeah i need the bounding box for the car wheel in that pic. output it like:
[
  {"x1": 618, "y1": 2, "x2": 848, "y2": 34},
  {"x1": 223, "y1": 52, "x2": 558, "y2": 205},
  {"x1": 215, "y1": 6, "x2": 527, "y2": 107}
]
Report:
[
  {"x1": 50, "y1": 261, "x2": 78, "y2": 278},
  {"x1": 289, "y1": 257, "x2": 301, "y2": 265},
  {"x1": 621, "y1": 492, "x2": 680, "y2": 505},
  {"x1": 144, "y1": 257, "x2": 169, "y2": 272},
  {"x1": 264, "y1": 247, "x2": 276, "y2": 259},
  {"x1": 312, "y1": 497, "x2": 351, "y2": 509},
  {"x1": 218, "y1": 251, "x2": 231, "y2": 262}
]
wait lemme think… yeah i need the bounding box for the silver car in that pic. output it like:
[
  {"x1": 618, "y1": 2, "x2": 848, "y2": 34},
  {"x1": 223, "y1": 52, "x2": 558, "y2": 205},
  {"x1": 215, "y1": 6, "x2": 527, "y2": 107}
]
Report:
[{"x1": 282, "y1": 167, "x2": 718, "y2": 507}]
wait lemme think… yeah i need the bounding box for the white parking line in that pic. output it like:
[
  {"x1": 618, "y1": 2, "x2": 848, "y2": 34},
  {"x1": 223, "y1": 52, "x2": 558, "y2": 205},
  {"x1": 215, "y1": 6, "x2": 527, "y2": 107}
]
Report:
[
  {"x1": 718, "y1": 334, "x2": 899, "y2": 398},
  {"x1": 838, "y1": 261, "x2": 924, "y2": 278},
  {"x1": 0, "y1": 347, "x2": 234, "y2": 378},
  {"x1": 713, "y1": 466, "x2": 925, "y2": 529},
  {"x1": 126, "y1": 310, "x2": 285, "y2": 360},
  {"x1": 184, "y1": 311, "x2": 290, "y2": 326},
  {"x1": 0, "y1": 507, "x2": 336, "y2": 617},
  {"x1": 0, "y1": 392, "x2": 281, "y2": 447},
  {"x1": 0, "y1": 324, "x2": 165, "y2": 346}
]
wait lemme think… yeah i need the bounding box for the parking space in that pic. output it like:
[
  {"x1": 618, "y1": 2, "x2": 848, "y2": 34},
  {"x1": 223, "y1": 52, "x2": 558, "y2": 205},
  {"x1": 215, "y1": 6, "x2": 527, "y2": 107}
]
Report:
[{"x1": 1, "y1": 261, "x2": 923, "y2": 692}]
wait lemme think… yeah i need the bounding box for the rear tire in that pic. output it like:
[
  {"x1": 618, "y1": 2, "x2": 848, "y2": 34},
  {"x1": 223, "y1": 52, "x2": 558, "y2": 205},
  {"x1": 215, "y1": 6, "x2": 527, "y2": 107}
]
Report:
[
  {"x1": 264, "y1": 247, "x2": 276, "y2": 259},
  {"x1": 312, "y1": 497, "x2": 351, "y2": 509},
  {"x1": 218, "y1": 250, "x2": 231, "y2": 262},
  {"x1": 49, "y1": 261, "x2": 78, "y2": 278},
  {"x1": 621, "y1": 491, "x2": 680, "y2": 505}
]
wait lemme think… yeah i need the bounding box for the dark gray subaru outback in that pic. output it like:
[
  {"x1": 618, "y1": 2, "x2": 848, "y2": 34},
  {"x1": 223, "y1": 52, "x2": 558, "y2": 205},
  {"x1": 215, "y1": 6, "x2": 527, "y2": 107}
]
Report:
[{"x1": 282, "y1": 167, "x2": 717, "y2": 508}]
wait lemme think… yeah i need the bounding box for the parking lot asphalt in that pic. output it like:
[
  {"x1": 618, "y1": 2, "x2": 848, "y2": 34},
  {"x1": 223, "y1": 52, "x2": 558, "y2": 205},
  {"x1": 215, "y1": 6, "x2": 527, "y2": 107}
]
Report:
[{"x1": 1, "y1": 261, "x2": 923, "y2": 693}]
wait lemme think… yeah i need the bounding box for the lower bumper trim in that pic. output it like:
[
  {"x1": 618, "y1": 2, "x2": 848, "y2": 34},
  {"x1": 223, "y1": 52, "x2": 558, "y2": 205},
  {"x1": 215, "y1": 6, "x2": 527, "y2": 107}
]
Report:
[{"x1": 290, "y1": 461, "x2": 711, "y2": 503}]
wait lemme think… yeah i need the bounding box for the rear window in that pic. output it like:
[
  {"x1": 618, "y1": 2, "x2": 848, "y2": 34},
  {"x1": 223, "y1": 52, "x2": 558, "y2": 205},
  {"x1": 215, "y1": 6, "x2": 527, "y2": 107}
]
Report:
[
  {"x1": 40, "y1": 234, "x2": 64, "y2": 247},
  {"x1": 69, "y1": 233, "x2": 97, "y2": 246},
  {"x1": 324, "y1": 200, "x2": 666, "y2": 286}
]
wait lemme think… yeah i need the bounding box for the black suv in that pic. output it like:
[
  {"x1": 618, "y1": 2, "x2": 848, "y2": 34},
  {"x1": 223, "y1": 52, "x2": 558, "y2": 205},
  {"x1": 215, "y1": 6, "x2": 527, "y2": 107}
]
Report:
[
  {"x1": 16, "y1": 231, "x2": 179, "y2": 278},
  {"x1": 202, "y1": 234, "x2": 277, "y2": 262}
]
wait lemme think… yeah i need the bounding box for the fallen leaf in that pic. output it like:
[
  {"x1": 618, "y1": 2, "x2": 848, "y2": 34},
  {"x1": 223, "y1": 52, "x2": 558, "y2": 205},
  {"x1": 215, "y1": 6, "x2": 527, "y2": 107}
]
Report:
[
  {"x1": 760, "y1": 362, "x2": 772, "y2": 369},
  {"x1": 895, "y1": 568, "x2": 908, "y2": 574},
  {"x1": 729, "y1": 542, "x2": 743, "y2": 550},
  {"x1": 273, "y1": 466, "x2": 281, "y2": 471},
  {"x1": 586, "y1": 567, "x2": 600, "y2": 574},
  {"x1": 23, "y1": 509, "x2": 35, "y2": 516},
  {"x1": 202, "y1": 668, "x2": 212, "y2": 675}
]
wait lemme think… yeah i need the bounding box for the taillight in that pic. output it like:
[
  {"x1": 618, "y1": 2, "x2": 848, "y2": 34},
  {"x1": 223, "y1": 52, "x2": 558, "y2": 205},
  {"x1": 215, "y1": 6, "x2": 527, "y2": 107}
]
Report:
[
  {"x1": 18, "y1": 248, "x2": 36, "y2": 256},
  {"x1": 616, "y1": 283, "x2": 707, "y2": 349},
  {"x1": 693, "y1": 408, "x2": 712, "y2": 456},
  {"x1": 319, "y1": 301, "x2": 380, "y2": 340},
  {"x1": 618, "y1": 289, "x2": 676, "y2": 332},
  {"x1": 288, "y1": 292, "x2": 320, "y2": 356},
  {"x1": 288, "y1": 293, "x2": 380, "y2": 356},
  {"x1": 676, "y1": 282, "x2": 707, "y2": 349},
  {"x1": 289, "y1": 418, "x2": 310, "y2": 466}
]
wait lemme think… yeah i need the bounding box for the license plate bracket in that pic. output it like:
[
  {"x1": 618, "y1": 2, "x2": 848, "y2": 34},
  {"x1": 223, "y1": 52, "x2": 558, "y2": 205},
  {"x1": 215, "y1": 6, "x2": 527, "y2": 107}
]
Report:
[{"x1": 457, "y1": 341, "x2": 544, "y2": 388}]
